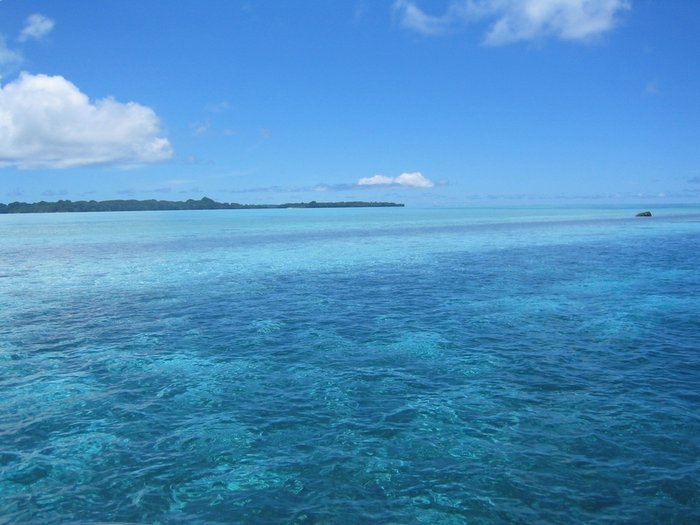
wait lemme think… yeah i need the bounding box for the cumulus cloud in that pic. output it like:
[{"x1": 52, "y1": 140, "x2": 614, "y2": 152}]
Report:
[
  {"x1": 394, "y1": 0, "x2": 631, "y2": 44},
  {"x1": 19, "y1": 14, "x2": 55, "y2": 42},
  {"x1": 0, "y1": 72, "x2": 173, "y2": 169},
  {"x1": 358, "y1": 171, "x2": 435, "y2": 188}
]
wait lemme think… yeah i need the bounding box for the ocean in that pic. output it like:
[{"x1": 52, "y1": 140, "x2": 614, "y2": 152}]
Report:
[{"x1": 1, "y1": 206, "x2": 699, "y2": 524}]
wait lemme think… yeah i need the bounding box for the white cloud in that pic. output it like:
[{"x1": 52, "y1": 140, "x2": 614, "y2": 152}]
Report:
[
  {"x1": 483, "y1": 0, "x2": 631, "y2": 45},
  {"x1": 394, "y1": 0, "x2": 631, "y2": 44},
  {"x1": 395, "y1": 171, "x2": 435, "y2": 187},
  {"x1": 0, "y1": 35, "x2": 22, "y2": 75},
  {"x1": 393, "y1": 0, "x2": 454, "y2": 35},
  {"x1": 358, "y1": 174, "x2": 395, "y2": 186},
  {"x1": 19, "y1": 14, "x2": 55, "y2": 42},
  {"x1": 0, "y1": 72, "x2": 173, "y2": 169},
  {"x1": 358, "y1": 171, "x2": 435, "y2": 188}
]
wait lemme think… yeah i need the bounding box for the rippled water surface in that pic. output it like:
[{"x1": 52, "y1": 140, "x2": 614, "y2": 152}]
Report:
[{"x1": 1, "y1": 206, "x2": 699, "y2": 524}]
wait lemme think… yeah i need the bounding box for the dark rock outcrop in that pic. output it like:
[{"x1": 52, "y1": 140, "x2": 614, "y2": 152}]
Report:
[{"x1": 636, "y1": 211, "x2": 652, "y2": 217}]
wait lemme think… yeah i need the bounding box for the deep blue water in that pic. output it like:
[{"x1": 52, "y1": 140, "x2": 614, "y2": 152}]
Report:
[{"x1": 1, "y1": 206, "x2": 699, "y2": 524}]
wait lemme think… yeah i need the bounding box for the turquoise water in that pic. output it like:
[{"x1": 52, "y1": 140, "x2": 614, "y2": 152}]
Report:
[{"x1": 1, "y1": 206, "x2": 699, "y2": 524}]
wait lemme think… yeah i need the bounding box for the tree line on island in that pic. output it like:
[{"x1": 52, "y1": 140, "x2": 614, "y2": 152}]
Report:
[{"x1": 0, "y1": 197, "x2": 404, "y2": 214}]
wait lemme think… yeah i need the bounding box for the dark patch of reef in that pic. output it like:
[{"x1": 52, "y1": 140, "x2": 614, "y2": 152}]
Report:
[
  {"x1": 635, "y1": 211, "x2": 652, "y2": 217},
  {"x1": 0, "y1": 197, "x2": 404, "y2": 214}
]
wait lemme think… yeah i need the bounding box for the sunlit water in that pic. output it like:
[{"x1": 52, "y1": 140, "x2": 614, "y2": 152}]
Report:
[{"x1": 1, "y1": 206, "x2": 699, "y2": 524}]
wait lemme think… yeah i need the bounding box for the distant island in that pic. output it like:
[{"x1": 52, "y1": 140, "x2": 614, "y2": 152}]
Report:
[{"x1": 0, "y1": 197, "x2": 404, "y2": 214}]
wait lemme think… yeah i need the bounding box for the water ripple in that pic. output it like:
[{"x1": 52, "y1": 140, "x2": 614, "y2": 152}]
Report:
[{"x1": 1, "y1": 210, "x2": 699, "y2": 523}]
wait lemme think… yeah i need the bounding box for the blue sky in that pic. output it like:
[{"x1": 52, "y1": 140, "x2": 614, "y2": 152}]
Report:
[{"x1": 1, "y1": 0, "x2": 699, "y2": 205}]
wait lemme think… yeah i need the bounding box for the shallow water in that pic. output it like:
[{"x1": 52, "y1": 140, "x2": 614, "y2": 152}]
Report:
[{"x1": 1, "y1": 206, "x2": 699, "y2": 524}]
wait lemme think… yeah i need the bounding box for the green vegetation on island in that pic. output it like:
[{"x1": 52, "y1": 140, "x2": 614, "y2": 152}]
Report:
[{"x1": 0, "y1": 197, "x2": 404, "y2": 214}]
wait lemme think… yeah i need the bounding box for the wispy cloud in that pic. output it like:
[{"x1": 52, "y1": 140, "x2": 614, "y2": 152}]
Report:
[
  {"x1": 19, "y1": 14, "x2": 55, "y2": 43},
  {"x1": 1, "y1": 13, "x2": 54, "y2": 78},
  {"x1": 0, "y1": 35, "x2": 22, "y2": 76},
  {"x1": 41, "y1": 189, "x2": 68, "y2": 197},
  {"x1": 163, "y1": 178, "x2": 195, "y2": 187},
  {"x1": 205, "y1": 100, "x2": 232, "y2": 113},
  {"x1": 354, "y1": 1, "x2": 370, "y2": 23},
  {"x1": 226, "y1": 185, "x2": 302, "y2": 195},
  {"x1": 191, "y1": 120, "x2": 211, "y2": 136},
  {"x1": 644, "y1": 80, "x2": 660, "y2": 96},
  {"x1": 393, "y1": 0, "x2": 464, "y2": 35},
  {"x1": 219, "y1": 172, "x2": 438, "y2": 195},
  {"x1": 358, "y1": 171, "x2": 435, "y2": 188},
  {"x1": 393, "y1": 0, "x2": 631, "y2": 45},
  {"x1": 0, "y1": 72, "x2": 172, "y2": 169}
]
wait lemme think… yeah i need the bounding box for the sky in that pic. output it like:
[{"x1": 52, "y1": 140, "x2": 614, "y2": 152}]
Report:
[{"x1": 1, "y1": 0, "x2": 699, "y2": 206}]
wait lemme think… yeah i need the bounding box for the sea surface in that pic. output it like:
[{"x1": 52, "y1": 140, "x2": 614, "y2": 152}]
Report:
[{"x1": 1, "y1": 205, "x2": 699, "y2": 524}]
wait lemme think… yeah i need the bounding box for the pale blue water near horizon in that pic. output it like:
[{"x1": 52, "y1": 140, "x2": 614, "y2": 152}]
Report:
[{"x1": 1, "y1": 205, "x2": 699, "y2": 524}]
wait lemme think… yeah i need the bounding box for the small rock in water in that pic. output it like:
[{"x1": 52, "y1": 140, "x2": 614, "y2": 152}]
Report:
[{"x1": 636, "y1": 211, "x2": 652, "y2": 217}]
